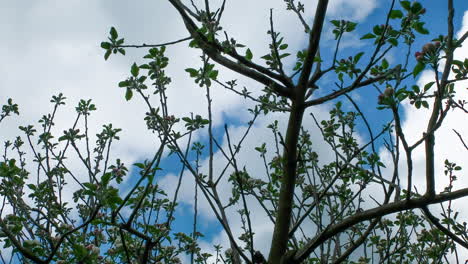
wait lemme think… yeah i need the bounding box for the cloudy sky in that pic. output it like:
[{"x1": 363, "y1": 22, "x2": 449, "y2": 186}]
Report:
[{"x1": 1, "y1": 0, "x2": 468, "y2": 262}]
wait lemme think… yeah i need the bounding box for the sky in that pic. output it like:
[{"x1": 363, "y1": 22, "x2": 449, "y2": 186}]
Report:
[{"x1": 1, "y1": 0, "x2": 468, "y2": 262}]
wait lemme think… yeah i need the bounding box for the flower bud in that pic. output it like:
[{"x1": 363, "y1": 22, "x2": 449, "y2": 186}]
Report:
[
  {"x1": 378, "y1": 94, "x2": 385, "y2": 104},
  {"x1": 422, "y1": 42, "x2": 435, "y2": 53},
  {"x1": 384, "y1": 87, "x2": 394, "y2": 97}
]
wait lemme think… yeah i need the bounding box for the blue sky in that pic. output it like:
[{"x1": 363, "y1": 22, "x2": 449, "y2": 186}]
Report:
[{"x1": 1, "y1": 0, "x2": 468, "y2": 262}]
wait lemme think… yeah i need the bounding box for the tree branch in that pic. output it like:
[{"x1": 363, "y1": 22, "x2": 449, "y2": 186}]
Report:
[
  {"x1": 167, "y1": 0, "x2": 292, "y2": 98},
  {"x1": 421, "y1": 206, "x2": 468, "y2": 250},
  {"x1": 297, "y1": 0, "x2": 328, "y2": 89},
  {"x1": 292, "y1": 187, "x2": 468, "y2": 263}
]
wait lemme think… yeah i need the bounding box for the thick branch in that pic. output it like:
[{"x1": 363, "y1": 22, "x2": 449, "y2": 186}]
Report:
[
  {"x1": 268, "y1": 102, "x2": 305, "y2": 264},
  {"x1": 297, "y1": 0, "x2": 329, "y2": 88},
  {"x1": 421, "y1": 207, "x2": 468, "y2": 250},
  {"x1": 304, "y1": 70, "x2": 396, "y2": 107},
  {"x1": 292, "y1": 187, "x2": 468, "y2": 263},
  {"x1": 424, "y1": 0, "x2": 455, "y2": 198},
  {"x1": 168, "y1": 0, "x2": 292, "y2": 97}
]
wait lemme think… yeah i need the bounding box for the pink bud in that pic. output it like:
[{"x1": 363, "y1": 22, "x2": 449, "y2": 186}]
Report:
[
  {"x1": 422, "y1": 42, "x2": 435, "y2": 53},
  {"x1": 378, "y1": 94, "x2": 385, "y2": 104},
  {"x1": 384, "y1": 87, "x2": 394, "y2": 97}
]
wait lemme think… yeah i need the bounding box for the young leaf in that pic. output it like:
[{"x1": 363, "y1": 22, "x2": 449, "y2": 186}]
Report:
[
  {"x1": 382, "y1": 59, "x2": 389, "y2": 69},
  {"x1": 185, "y1": 68, "x2": 198, "y2": 77},
  {"x1": 422, "y1": 101, "x2": 429, "y2": 108},
  {"x1": 413, "y1": 22, "x2": 429, "y2": 35},
  {"x1": 131, "y1": 63, "x2": 139, "y2": 77},
  {"x1": 346, "y1": 22, "x2": 357, "y2": 32},
  {"x1": 413, "y1": 62, "x2": 425, "y2": 77},
  {"x1": 361, "y1": 33, "x2": 375, "y2": 40},
  {"x1": 424, "y1": 81, "x2": 435, "y2": 91},
  {"x1": 245, "y1": 48, "x2": 253, "y2": 61},
  {"x1": 118, "y1": 80, "x2": 129, "y2": 87},
  {"x1": 354, "y1": 52, "x2": 364, "y2": 63},
  {"x1": 400, "y1": 1, "x2": 411, "y2": 11},
  {"x1": 103, "y1": 49, "x2": 112, "y2": 60},
  {"x1": 100, "y1": 42, "x2": 111, "y2": 49},
  {"x1": 389, "y1": 10, "x2": 403, "y2": 19},
  {"x1": 330, "y1": 20, "x2": 340, "y2": 27},
  {"x1": 125, "y1": 88, "x2": 133, "y2": 101},
  {"x1": 208, "y1": 70, "x2": 218, "y2": 80},
  {"x1": 110, "y1": 27, "x2": 118, "y2": 39}
]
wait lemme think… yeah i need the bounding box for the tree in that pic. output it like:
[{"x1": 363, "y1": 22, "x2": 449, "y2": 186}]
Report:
[{"x1": 1, "y1": 0, "x2": 468, "y2": 263}]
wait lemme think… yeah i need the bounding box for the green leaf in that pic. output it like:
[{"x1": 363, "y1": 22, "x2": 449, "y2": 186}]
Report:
[
  {"x1": 245, "y1": 48, "x2": 253, "y2": 61},
  {"x1": 134, "y1": 163, "x2": 145, "y2": 169},
  {"x1": 361, "y1": 33, "x2": 375, "y2": 40},
  {"x1": 130, "y1": 63, "x2": 139, "y2": 77},
  {"x1": 83, "y1": 182, "x2": 96, "y2": 191},
  {"x1": 413, "y1": 22, "x2": 429, "y2": 35},
  {"x1": 138, "y1": 76, "x2": 147, "y2": 83},
  {"x1": 125, "y1": 88, "x2": 133, "y2": 101},
  {"x1": 387, "y1": 38, "x2": 398, "y2": 46},
  {"x1": 104, "y1": 49, "x2": 111, "y2": 60},
  {"x1": 421, "y1": 101, "x2": 429, "y2": 108},
  {"x1": 208, "y1": 70, "x2": 218, "y2": 80},
  {"x1": 185, "y1": 68, "x2": 198, "y2": 77},
  {"x1": 109, "y1": 27, "x2": 118, "y2": 39},
  {"x1": 424, "y1": 81, "x2": 435, "y2": 91},
  {"x1": 100, "y1": 42, "x2": 111, "y2": 49},
  {"x1": 411, "y1": 2, "x2": 423, "y2": 14},
  {"x1": 413, "y1": 62, "x2": 425, "y2": 77},
  {"x1": 101, "y1": 172, "x2": 112, "y2": 186},
  {"x1": 261, "y1": 54, "x2": 273, "y2": 61},
  {"x1": 354, "y1": 52, "x2": 364, "y2": 63},
  {"x1": 389, "y1": 10, "x2": 403, "y2": 19},
  {"x1": 415, "y1": 101, "x2": 421, "y2": 109},
  {"x1": 400, "y1": 1, "x2": 411, "y2": 11},
  {"x1": 118, "y1": 81, "x2": 128, "y2": 88},
  {"x1": 382, "y1": 59, "x2": 389, "y2": 69},
  {"x1": 346, "y1": 22, "x2": 357, "y2": 32},
  {"x1": 279, "y1": 44, "x2": 288, "y2": 50},
  {"x1": 279, "y1": 53, "x2": 290, "y2": 59},
  {"x1": 330, "y1": 20, "x2": 340, "y2": 27},
  {"x1": 452, "y1": 60, "x2": 464, "y2": 68}
]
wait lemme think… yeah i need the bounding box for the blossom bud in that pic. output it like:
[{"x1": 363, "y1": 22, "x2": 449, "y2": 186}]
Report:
[
  {"x1": 422, "y1": 42, "x2": 435, "y2": 53},
  {"x1": 384, "y1": 87, "x2": 394, "y2": 97},
  {"x1": 378, "y1": 94, "x2": 385, "y2": 104}
]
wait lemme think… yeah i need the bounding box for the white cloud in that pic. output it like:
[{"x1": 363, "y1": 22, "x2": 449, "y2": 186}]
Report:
[{"x1": 328, "y1": 0, "x2": 378, "y2": 21}]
